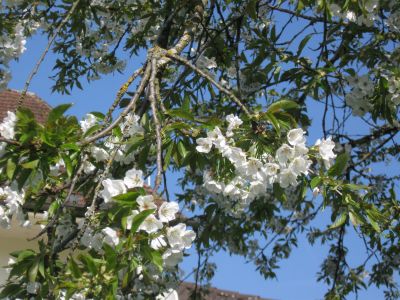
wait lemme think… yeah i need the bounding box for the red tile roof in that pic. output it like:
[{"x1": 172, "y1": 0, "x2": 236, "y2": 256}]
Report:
[
  {"x1": 0, "y1": 89, "x2": 51, "y2": 123},
  {"x1": 178, "y1": 282, "x2": 273, "y2": 300}
]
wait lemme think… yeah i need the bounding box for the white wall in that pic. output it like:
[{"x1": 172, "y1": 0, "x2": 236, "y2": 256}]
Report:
[{"x1": 0, "y1": 216, "x2": 41, "y2": 285}]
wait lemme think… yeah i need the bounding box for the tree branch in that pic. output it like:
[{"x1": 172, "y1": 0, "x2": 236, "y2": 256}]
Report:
[{"x1": 165, "y1": 52, "x2": 252, "y2": 118}]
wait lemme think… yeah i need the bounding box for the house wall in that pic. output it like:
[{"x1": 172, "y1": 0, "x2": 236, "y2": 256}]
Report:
[{"x1": 0, "y1": 215, "x2": 42, "y2": 285}]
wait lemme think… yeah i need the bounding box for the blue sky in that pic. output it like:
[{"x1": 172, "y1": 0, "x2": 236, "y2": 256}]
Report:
[{"x1": 7, "y1": 33, "x2": 393, "y2": 300}]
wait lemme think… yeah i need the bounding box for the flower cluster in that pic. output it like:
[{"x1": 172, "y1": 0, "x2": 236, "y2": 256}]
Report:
[
  {"x1": 81, "y1": 112, "x2": 144, "y2": 166},
  {"x1": 387, "y1": 8, "x2": 400, "y2": 33},
  {"x1": 345, "y1": 75, "x2": 375, "y2": 116},
  {"x1": 0, "y1": 186, "x2": 28, "y2": 229},
  {"x1": 0, "y1": 23, "x2": 27, "y2": 90},
  {"x1": 383, "y1": 71, "x2": 400, "y2": 106},
  {"x1": 75, "y1": 164, "x2": 194, "y2": 298},
  {"x1": 329, "y1": 0, "x2": 378, "y2": 26},
  {"x1": 196, "y1": 115, "x2": 336, "y2": 213},
  {"x1": 0, "y1": 111, "x2": 17, "y2": 139},
  {"x1": 83, "y1": 168, "x2": 196, "y2": 270}
]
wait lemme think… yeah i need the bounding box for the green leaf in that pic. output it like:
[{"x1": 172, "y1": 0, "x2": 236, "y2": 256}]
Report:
[
  {"x1": 103, "y1": 244, "x2": 117, "y2": 270},
  {"x1": 182, "y1": 93, "x2": 191, "y2": 112},
  {"x1": 177, "y1": 140, "x2": 188, "y2": 160},
  {"x1": 343, "y1": 183, "x2": 369, "y2": 191},
  {"x1": 246, "y1": 0, "x2": 257, "y2": 19},
  {"x1": 0, "y1": 284, "x2": 23, "y2": 298},
  {"x1": 167, "y1": 109, "x2": 195, "y2": 121},
  {"x1": 28, "y1": 257, "x2": 40, "y2": 282},
  {"x1": 329, "y1": 212, "x2": 347, "y2": 229},
  {"x1": 21, "y1": 159, "x2": 39, "y2": 169},
  {"x1": 47, "y1": 104, "x2": 73, "y2": 123},
  {"x1": 366, "y1": 209, "x2": 381, "y2": 232},
  {"x1": 349, "y1": 211, "x2": 363, "y2": 226},
  {"x1": 297, "y1": 34, "x2": 312, "y2": 56},
  {"x1": 163, "y1": 142, "x2": 174, "y2": 171},
  {"x1": 267, "y1": 100, "x2": 299, "y2": 113},
  {"x1": 68, "y1": 257, "x2": 82, "y2": 278},
  {"x1": 79, "y1": 253, "x2": 97, "y2": 275},
  {"x1": 150, "y1": 250, "x2": 163, "y2": 271},
  {"x1": 6, "y1": 159, "x2": 16, "y2": 180},
  {"x1": 310, "y1": 176, "x2": 322, "y2": 189},
  {"x1": 61, "y1": 143, "x2": 80, "y2": 151},
  {"x1": 113, "y1": 191, "x2": 144, "y2": 204},
  {"x1": 265, "y1": 112, "x2": 280, "y2": 134},
  {"x1": 130, "y1": 209, "x2": 156, "y2": 233},
  {"x1": 89, "y1": 111, "x2": 105, "y2": 120},
  {"x1": 328, "y1": 153, "x2": 348, "y2": 177},
  {"x1": 61, "y1": 154, "x2": 74, "y2": 178}
]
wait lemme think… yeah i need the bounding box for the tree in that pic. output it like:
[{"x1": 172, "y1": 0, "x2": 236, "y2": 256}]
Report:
[{"x1": 0, "y1": 0, "x2": 399, "y2": 299}]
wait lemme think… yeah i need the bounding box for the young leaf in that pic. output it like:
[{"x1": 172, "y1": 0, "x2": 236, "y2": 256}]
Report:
[
  {"x1": 328, "y1": 153, "x2": 348, "y2": 177},
  {"x1": 47, "y1": 104, "x2": 73, "y2": 123},
  {"x1": 130, "y1": 209, "x2": 156, "y2": 233}
]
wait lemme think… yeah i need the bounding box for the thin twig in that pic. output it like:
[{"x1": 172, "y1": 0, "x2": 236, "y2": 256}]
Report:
[
  {"x1": 165, "y1": 52, "x2": 252, "y2": 118},
  {"x1": 0, "y1": 137, "x2": 20, "y2": 146},
  {"x1": 81, "y1": 64, "x2": 152, "y2": 145},
  {"x1": 104, "y1": 67, "x2": 144, "y2": 124},
  {"x1": 18, "y1": 0, "x2": 81, "y2": 108}
]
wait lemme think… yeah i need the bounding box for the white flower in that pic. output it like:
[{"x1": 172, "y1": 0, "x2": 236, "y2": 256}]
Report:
[
  {"x1": 80, "y1": 113, "x2": 97, "y2": 133},
  {"x1": 162, "y1": 248, "x2": 183, "y2": 267},
  {"x1": 123, "y1": 168, "x2": 144, "y2": 188},
  {"x1": 279, "y1": 168, "x2": 298, "y2": 188},
  {"x1": 226, "y1": 114, "x2": 243, "y2": 137},
  {"x1": 222, "y1": 146, "x2": 247, "y2": 168},
  {"x1": 102, "y1": 227, "x2": 120, "y2": 246},
  {"x1": 289, "y1": 156, "x2": 311, "y2": 176},
  {"x1": 243, "y1": 157, "x2": 263, "y2": 177},
  {"x1": 166, "y1": 223, "x2": 196, "y2": 250},
  {"x1": 249, "y1": 180, "x2": 265, "y2": 197},
  {"x1": 100, "y1": 179, "x2": 127, "y2": 203},
  {"x1": 346, "y1": 11, "x2": 357, "y2": 22},
  {"x1": 0, "y1": 206, "x2": 10, "y2": 229},
  {"x1": 262, "y1": 163, "x2": 280, "y2": 176},
  {"x1": 150, "y1": 235, "x2": 167, "y2": 250},
  {"x1": 156, "y1": 289, "x2": 179, "y2": 300},
  {"x1": 139, "y1": 215, "x2": 163, "y2": 233},
  {"x1": 294, "y1": 143, "x2": 309, "y2": 157},
  {"x1": 203, "y1": 171, "x2": 224, "y2": 193},
  {"x1": 158, "y1": 202, "x2": 179, "y2": 223},
  {"x1": 312, "y1": 187, "x2": 320, "y2": 197},
  {"x1": 1, "y1": 186, "x2": 24, "y2": 217},
  {"x1": 196, "y1": 137, "x2": 213, "y2": 153},
  {"x1": 287, "y1": 128, "x2": 306, "y2": 146},
  {"x1": 0, "y1": 111, "x2": 17, "y2": 139},
  {"x1": 91, "y1": 146, "x2": 110, "y2": 162},
  {"x1": 276, "y1": 144, "x2": 294, "y2": 165},
  {"x1": 80, "y1": 228, "x2": 103, "y2": 252},
  {"x1": 83, "y1": 160, "x2": 96, "y2": 174},
  {"x1": 258, "y1": 163, "x2": 279, "y2": 185},
  {"x1": 315, "y1": 136, "x2": 336, "y2": 168},
  {"x1": 226, "y1": 114, "x2": 243, "y2": 128},
  {"x1": 49, "y1": 159, "x2": 65, "y2": 176},
  {"x1": 207, "y1": 127, "x2": 227, "y2": 149},
  {"x1": 137, "y1": 195, "x2": 157, "y2": 211},
  {"x1": 223, "y1": 181, "x2": 242, "y2": 198},
  {"x1": 123, "y1": 112, "x2": 144, "y2": 136},
  {"x1": 27, "y1": 282, "x2": 40, "y2": 294}
]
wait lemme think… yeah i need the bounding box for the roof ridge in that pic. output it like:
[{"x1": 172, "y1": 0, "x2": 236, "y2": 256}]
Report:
[{"x1": 7, "y1": 89, "x2": 52, "y2": 109}]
